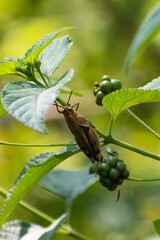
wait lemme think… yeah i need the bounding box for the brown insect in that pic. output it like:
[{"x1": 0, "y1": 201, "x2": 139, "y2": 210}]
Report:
[{"x1": 54, "y1": 93, "x2": 103, "y2": 163}]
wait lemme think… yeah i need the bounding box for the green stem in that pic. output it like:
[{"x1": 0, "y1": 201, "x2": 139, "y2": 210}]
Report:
[
  {"x1": 0, "y1": 186, "x2": 54, "y2": 224},
  {"x1": 110, "y1": 136, "x2": 160, "y2": 161},
  {"x1": 128, "y1": 177, "x2": 160, "y2": 182},
  {"x1": 30, "y1": 76, "x2": 45, "y2": 87},
  {"x1": 107, "y1": 116, "x2": 114, "y2": 136},
  {"x1": 36, "y1": 66, "x2": 50, "y2": 88},
  {"x1": 68, "y1": 229, "x2": 92, "y2": 240},
  {"x1": 56, "y1": 97, "x2": 67, "y2": 106},
  {"x1": 95, "y1": 128, "x2": 109, "y2": 140},
  {"x1": 126, "y1": 109, "x2": 160, "y2": 140},
  {"x1": 0, "y1": 141, "x2": 77, "y2": 147}
]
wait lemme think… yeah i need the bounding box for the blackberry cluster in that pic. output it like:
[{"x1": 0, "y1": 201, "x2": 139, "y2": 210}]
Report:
[
  {"x1": 93, "y1": 75, "x2": 122, "y2": 106},
  {"x1": 89, "y1": 148, "x2": 129, "y2": 191}
]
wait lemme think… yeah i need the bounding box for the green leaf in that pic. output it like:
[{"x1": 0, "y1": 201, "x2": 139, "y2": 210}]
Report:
[
  {"x1": 39, "y1": 168, "x2": 97, "y2": 208},
  {"x1": 0, "y1": 61, "x2": 18, "y2": 76},
  {"x1": 0, "y1": 145, "x2": 79, "y2": 228},
  {"x1": 153, "y1": 219, "x2": 160, "y2": 235},
  {"x1": 40, "y1": 35, "x2": 73, "y2": 78},
  {"x1": 0, "y1": 96, "x2": 7, "y2": 117},
  {"x1": 22, "y1": 28, "x2": 71, "y2": 65},
  {"x1": 124, "y1": 6, "x2": 160, "y2": 73},
  {"x1": 0, "y1": 214, "x2": 68, "y2": 239},
  {"x1": 1, "y1": 69, "x2": 74, "y2": 133},
  {"x1": 102, "y1": 89, "x2": 160, "y2": 118},
  {"x1": 140, "y1": 76, "x2": 160, "y2": 91}
]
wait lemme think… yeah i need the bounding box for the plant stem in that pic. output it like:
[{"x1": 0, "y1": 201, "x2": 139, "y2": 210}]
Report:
[
  {"x1": 68, "y1": 228, "x2": 92, "y2": 240},
  {"x1": 107, "y1": 116, "x2": 114, "y2": 136},
  {"x1": 110, "y1": 136, "x2": 160, "y2": 161},
  {"x1": 36, "y1": 66, "x2": 50, "y2": 88},
  {"x1": 0, "y1": 186, "x2": 54, "y2": 224},
  {"x1": 56, "y1": 97, "x2": 67, "y2": 106},
  {"x1": 128, "y1": 177, "x2": 160, "y2": 182},
  {"x1": 126, "y1": 109, "x2": 160, "y2": 140},
  {"x1": 0, "y1": 141, "x2": 77, "y2": 147},
  {"x1": 30, "y1": 76, "x2": 45, "y2": 87},
  {"x1": 95, "y1": 128, "x2": 109, "y2": 140}
]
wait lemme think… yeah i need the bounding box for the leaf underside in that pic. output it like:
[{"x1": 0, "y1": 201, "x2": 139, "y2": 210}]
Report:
[
  {"x1": 1, "y1": 69, "x2": 74, "y2": 133},
  {"x1": 40, "y1": 35, "x2": 73, "y2": 78},
  {"x1": 0, "y1": 214, "x2": 68, "y2": 240},
  {"x1": 39, "y1": 168, "x2": 97, "y2": 207}
]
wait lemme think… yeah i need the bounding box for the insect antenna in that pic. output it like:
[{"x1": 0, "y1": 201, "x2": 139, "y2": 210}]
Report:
[{"x1": 67, "y1": 91, "x2": 72, "y2": 106}]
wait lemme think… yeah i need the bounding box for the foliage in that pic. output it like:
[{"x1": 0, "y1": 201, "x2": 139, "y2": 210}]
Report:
[{"x1": 0, "y1": 4, "x2": 160, "y2": 238}]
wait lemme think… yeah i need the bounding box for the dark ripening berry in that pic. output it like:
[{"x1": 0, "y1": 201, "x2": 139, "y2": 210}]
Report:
[
  {"x1": 107, "y1": 183, "x2": 117, "y2": 191},
  {"x1": 94, "y1": 82, "x2": 99, "y2": 87},
  {"x1": 109, "y1": 156, "x2": 118, "y2": 167},
  {"x1": 100, "y1": 177, "x2": 112, "y2": 188},
  {"x1": 102, "y1": 75, "x2": 111, "y2": 81},
  {"x1": 96, "y1": 91, "x2": 106, "y2": 106},
  {"x1": 111, "y1": 79, "x2": 122, "y2": 91},
  {"x1": 100, "y1": 80, "x2": 112, "y2": 94},
  {"x1": 116, "y1": 178, "x2": 123, "y2": 185},
  {"x1": 93, "y1": 87, "x2": 100, "y2": 96},
  {"x1": 109, "y1": 168, "x2": 120, "y2": 182},
  {"x1": 116, "y1": 160, "x2": 126, "y2": 174},
  {"x1": 122, "y1": 169, "x2": 129, "y2": 179}
]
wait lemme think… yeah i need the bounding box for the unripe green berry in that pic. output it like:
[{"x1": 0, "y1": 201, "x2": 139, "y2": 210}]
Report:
[
  {"x1": 94, "y1": 82, "x2": 99, "y2": 87},
  {"x1": 93, "y1": 87, "x2": 100, "y2": 96},
  {"x1": 111, "y1": 79, "x2": 122, "y2": 91},
  {"x1": 109, "y1": 156, "x2": 118, "y2": 167},
  {"x1": 89, "y1": 162, "x2": 101, "y2": 174},
  {"x1": 109, "y1": 168, "x2": 120, "y2": 181},
  {"x1": 99, "y1": 162, "x2": 110, "y2": 177},
  {"x1": 96, "y1": 91, "x2": 105, "y2": 106},
  {"x1": 102, "y1": 75, "x2": 111, "y2": 81},
  {"x1": 100, "y1": 80, "x2": 112, "y2": 94},
  {"x1": 116, "y1": 160, "x2": 126, "y2": 174}
]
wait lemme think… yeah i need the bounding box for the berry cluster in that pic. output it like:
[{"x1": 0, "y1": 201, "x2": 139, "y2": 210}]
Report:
[
  {"x1": 93, "y1": 75, "x2": 122, "y2": 106},
  {"x1": 89, "y1": 148, "x2": 129, "y2": 191}
]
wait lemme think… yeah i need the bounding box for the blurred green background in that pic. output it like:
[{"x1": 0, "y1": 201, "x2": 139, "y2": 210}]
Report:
[{"x1": 0, "y1": 0, "x2": 160, "y2": 239}]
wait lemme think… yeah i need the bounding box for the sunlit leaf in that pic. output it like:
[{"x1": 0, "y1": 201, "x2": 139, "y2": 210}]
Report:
[
  {"x1": 153, "y1": 219, "x2": 160, "y2": 235},
  {"x1": 0, "y1": 61, "x2": 18, "y2": 76},
  {"x1": 124, "y1": 6, "x2": 160, "y2": 73},
  {"x1": 0, "y1": 145, "x2": 79, "y2": 228},
  {"x1": 40, "y1": 35, "x2": 73, "y2": 78},
  {"x1": 0, "y1": 214, "x2": 67, "y2": 239},
  {"x1": 22, "y1": 28, "x2": 71, "y2": 65},
  {"x1": 39, "y1": 168, "x2": 97, "y2": 208},
  {"x1": 102, "y1": 89, "x2": 160, "y2": 118},
  {"x1": 1, "y1": 69, "x2": 74, "y2": 133}
]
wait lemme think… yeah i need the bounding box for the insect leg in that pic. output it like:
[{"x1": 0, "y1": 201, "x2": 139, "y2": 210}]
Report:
[
  {"x1": 72, "y1": 102, "x2": 79, "y2": 111},
  {"x1": 54, "y1": 101, "x2": 64, "y2": 114}
]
